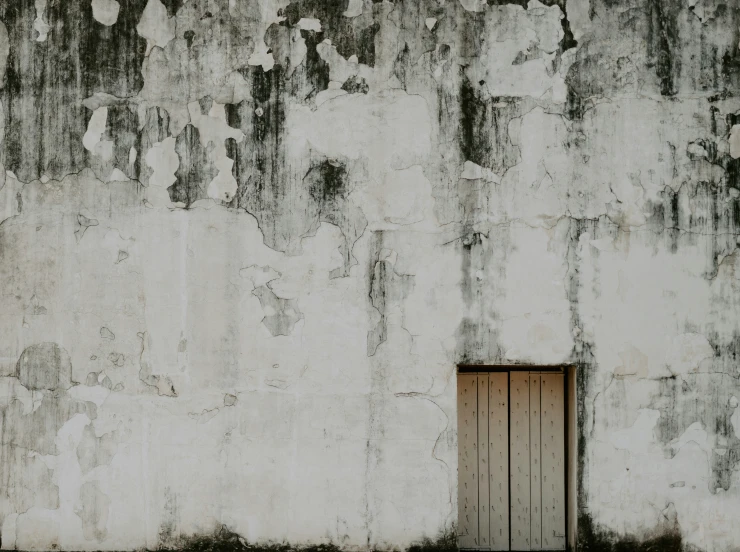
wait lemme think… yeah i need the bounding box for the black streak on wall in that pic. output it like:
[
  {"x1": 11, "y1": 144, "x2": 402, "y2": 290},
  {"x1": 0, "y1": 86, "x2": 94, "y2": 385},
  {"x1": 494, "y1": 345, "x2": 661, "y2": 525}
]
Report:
[
  {"x1": 647, "y1": 0, "x2": 681, "y2": 97},
  {"x1": 459, "y1": 74, "x2": 521, "y2": 174},
  {"x1": 305, "y1": 159, "x2": 368, "y2": 278},
  {"x1": 280, "y1": 0, "x2": 381, "y2": 67},
  {"x1": 226, "y1": 65, "x2": 290, "y2": 250},
  {"x1": 169, "y1": 124, "x2": 217, "y2": 207},
  {"x1": 1, "y1": 343, "x2": 97, "y2": 526},
  {"x1": 0, "y1": 0, "x2": 147, "y2": 182}
]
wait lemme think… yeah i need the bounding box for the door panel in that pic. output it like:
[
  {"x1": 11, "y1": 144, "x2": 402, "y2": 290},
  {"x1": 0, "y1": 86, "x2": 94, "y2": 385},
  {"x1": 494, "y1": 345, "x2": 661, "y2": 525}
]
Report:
[
  {"x1": 458, "y1": 371, "x2": 566, "y2": 551},
  {"x1": 478, "y1": 374, "x2": 490, "y2": 548},
  {"x1": 489, "y1": 372, "x2": 509, "y2": 551},
  {"x1": 540, "y1": 373, "x2": 566, "y2": 550},
  {"x1": 509, "y1": 372, "x2": 531, "y2": 551},
  {"x1": 458, "y1": 373, "x2": 479, "y2": 548},
  {"x1": 529, "y1": 374, "x2": 542, "y2": 550}
]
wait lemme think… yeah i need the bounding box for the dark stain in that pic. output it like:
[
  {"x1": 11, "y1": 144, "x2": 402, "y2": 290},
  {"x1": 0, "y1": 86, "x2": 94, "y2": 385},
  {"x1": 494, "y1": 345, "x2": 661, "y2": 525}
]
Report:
[
  {"x1": 1, "y1": 343, "x2": 97, "y2": 521},
  {"x1": 198, "y1": 96, "x2": 214, "y2": 115},
  {"x1": 16, "y1": 342, "x2": 73, "y2": 390},
  {"x1": 648, "y1": 178, "x2": 740, "y2": 279},
  {"x1": 138, "y1": 106, "x2": 172, "y2": 185},
  {"x1": 650, "y1": 369, "x2": 740, "y2": 494},
  {"x1": 168, "y1": 124, "x2": 217, "y2": 207},
  {"x1": 76, "y1": 422, "x2": 120, "y2": 474},
  {"x1": 159, "y1": 486, "x2": 180, "y2": 544},
  {"x1": 161, "y1": 0, "x2": 185, "y2": 17},
  {"x1": 86, "y1": 103, "x2": 142, "y2": 181},
  {"x1": 227, "y1": 67, "x2": 366, "y2": 270},
  {"x1": 161, "y1": 525, "x2": 346, "y2": 552},
  {"x1": 562, "y1": 217, "x2": 599, "y2": 546},
  {"x1": 306, "y1": 159, "x2": 347, "y2": 202},
  {"x1": 367, "y1": 231, "x2": 414, "y2": 356},
  {"x1": 489, "y1": 0, "x2": 576, "y2": 53},
  {"x1": 459, "y1": 74, "x2": 521, "y2": 173},
  {"x1": 252, "y1": 285, "x2": 304, "y2": 336},
  {"x1": 279, "y1": 0, "x2": 382, "y2": 67},
  {"x1": 79, "y1": 480, "x2": 110, "y2": 542},
  {"x1": 392, "y1": 43, "x2": 411, "y2": 90},
  {"x1": 306, "y1": 159, "x2": 368, "y2": 277},
  {"x1": 341, "y1": 75, "x2": 370, "y2": 95},
  {"x1": 454, "y1": 231, "x2": 502, "y2": 365},
  {"x1": 0, "y1": 0, "x2": 147, "y2": 181},
  {"x1": 647, "y1": 0, "x2": 681, "y2": 96},
  {"x1": 406, "y1": 528, "x2": 457, "y2": 552},
  {"x1": 225, "y1": 65, "x2": 292, "y2": 250},
  {"x1": 161, "y1": 524, "x2": 456, "y2": 552},
  {"x1": 264, "y1": 21, "x2": 331, "y2": 102},
  {"x1": 564, "y1": 50, "x2": 637, "y2": 120},
  {"x1": 577, "y1": 511, "x2": 697, "y2": 552},
  {"x1": 539, "y1": 0, "x2": 578, "y2": 52}
]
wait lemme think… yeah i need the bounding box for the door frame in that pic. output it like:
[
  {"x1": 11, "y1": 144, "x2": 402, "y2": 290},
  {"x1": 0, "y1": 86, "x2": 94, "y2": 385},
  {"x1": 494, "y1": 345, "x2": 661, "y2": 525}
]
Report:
[{"x1": 456, "y1": 364, "x2": 577, "y2": 552}]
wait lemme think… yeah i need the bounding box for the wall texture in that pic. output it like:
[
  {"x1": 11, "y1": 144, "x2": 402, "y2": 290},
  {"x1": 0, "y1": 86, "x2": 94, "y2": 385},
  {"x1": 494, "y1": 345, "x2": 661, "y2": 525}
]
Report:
[{"x1": 1, "y1": 0, "x2": 740, "y2": 550}]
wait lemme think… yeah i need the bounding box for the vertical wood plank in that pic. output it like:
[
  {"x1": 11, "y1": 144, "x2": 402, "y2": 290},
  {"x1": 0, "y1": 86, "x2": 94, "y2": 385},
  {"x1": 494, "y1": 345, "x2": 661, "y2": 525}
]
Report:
[
  {"x1": 530, "y1": 374, "x2": 542, "y2": 550},
  {"x1": 541, "y1": 373, "x2": 566, "y2": 551},
  {"x1": 478, "y1": 373, "x2": 490, "y2": 548},
  {"x1": 489, "y1": 372, "x2": 509, "y2": 551},
  {"x1": 458, "y1": 374, "x2": 479, "y2": 548},
  {"x1": 510, "y1": 372, "x2": 531, "y2": 551}
]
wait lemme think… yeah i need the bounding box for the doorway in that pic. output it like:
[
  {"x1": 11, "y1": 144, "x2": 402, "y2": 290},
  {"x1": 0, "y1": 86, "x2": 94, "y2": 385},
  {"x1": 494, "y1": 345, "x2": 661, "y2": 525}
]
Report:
[{"x1": 457, "y1": 367, "x2": 571, "y2": 551}]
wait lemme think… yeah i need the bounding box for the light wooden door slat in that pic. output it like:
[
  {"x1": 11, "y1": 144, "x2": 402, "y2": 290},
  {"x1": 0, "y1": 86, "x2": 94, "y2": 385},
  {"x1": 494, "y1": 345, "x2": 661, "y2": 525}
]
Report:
[
  {"x1": 489, "y1": 372, "x2": 509, "y2": 551},
  {"x1": 541, "y1": 373, "x2": 566, "y2": 551},
  {"x1": 478, "y1": 374, "x2": 490, "y2": 548},
  {"x1": 458, "y1": 374, "x2": 479, "y2": 548},
  {"x1": 530, "y1": 374, "x2": 543, "y2": 550},
  {"x1": 509, "y1": 372, "x2": 531, "y2": 551}
]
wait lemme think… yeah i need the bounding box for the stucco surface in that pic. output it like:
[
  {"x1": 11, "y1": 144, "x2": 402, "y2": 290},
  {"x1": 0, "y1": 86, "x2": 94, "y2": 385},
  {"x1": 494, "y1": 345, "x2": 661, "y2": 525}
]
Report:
[{"x1": 1, "y1": 0, "x2": 740, "y2": 550}]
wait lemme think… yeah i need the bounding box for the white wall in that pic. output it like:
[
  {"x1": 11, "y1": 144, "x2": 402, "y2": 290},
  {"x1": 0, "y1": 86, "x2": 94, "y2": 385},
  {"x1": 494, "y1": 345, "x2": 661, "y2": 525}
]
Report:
[{"x1": 1, "y1": 0, "x2": 740, "y2": 550}]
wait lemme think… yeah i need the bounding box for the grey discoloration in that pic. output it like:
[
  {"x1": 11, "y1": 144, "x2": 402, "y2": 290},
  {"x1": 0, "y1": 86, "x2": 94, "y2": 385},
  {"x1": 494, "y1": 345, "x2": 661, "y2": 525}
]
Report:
[
  {"x1": 304, "y1": 158, "x2": 367, "y2": 278},
  {"x1": 108, "y1": 352, "x2": 125, "y2": 367},
  {"x1": 78, "y1": 481, "x2": 110, "y2": 541},
  {"x1": 169, "y1": 124, "x2": 218, "y2": 206},
  {"x1": 137, "y1": 331, "x2": 177, "y2": 396},
  {"x1": 253, "y1": 285, "x2": 304, "y2": 337},
  {"x1": 76, "y1": 213, "x2": 100, "y2": 242},
  {"x1": 1, "y1": 344, "x2": 97, "y2": 526},
  {"x1": 76, "y1": 423, "x2": 120, "y2": 474},
  {"x1": 341, "y1": 75, "x2": 369, "y2": 95},
  {"x1": 279, "y1": 1, "x2": 381, "y2": 67},
  {"x1": 17, "y1": 342, "x2": 73, "y2": 390},
  {"x1": 0, "y1": 0, "x2": 147, "y2": 182},
  {"x1": 367, "y1": 234, "x2": 414, "y2": 357}
]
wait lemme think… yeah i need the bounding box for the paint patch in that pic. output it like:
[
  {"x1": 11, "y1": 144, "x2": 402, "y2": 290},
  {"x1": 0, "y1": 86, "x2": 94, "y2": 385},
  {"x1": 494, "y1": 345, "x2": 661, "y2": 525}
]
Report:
[
  {"x1": 16, "y1": 342, "x2": 73, "y2": 391},
  {"x1": 91, "y1": 0, "x2": 121, "y2": 26}
]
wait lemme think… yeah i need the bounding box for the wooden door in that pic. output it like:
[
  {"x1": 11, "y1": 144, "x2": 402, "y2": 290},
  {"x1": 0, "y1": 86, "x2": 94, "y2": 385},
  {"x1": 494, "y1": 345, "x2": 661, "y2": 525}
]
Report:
[{"x1": 457, "y1": 371, "x2": 566, "y2": 551}]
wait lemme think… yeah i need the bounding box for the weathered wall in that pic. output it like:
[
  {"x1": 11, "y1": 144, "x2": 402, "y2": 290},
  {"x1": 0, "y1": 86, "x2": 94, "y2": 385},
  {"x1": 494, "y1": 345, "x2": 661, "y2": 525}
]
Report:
[{"x1": 1, "y1": 0, "x2": 740, "y2": 550}]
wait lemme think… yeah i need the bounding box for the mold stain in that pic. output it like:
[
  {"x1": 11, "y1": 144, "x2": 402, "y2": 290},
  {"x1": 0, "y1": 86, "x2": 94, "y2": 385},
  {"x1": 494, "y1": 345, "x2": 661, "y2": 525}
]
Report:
[
  {"x1": 169, "y1": 123, "x2": 217, "y2": 207},
  {"x1": 366, "y1": 231, "x2": 414, "y2": 357},
  {"x1": 1, "y1": 343, "x2": 98, "y2": 523},
  {"x1": 279, "y1": 1, "x2": 381, "y2": 67},
  {"x1": 578, "y1": 510, "x2": 694, "y2": 552},
  {"x1": 0, "y1": 0, "x2": 147, "y2": 182}
]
